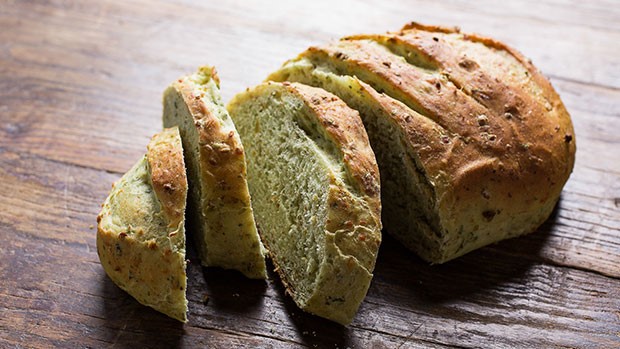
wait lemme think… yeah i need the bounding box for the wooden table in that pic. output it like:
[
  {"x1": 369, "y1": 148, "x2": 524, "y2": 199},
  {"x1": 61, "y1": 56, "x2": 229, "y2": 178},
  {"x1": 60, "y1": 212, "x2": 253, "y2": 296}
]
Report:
[{"x1": 1, "y1": 1, "x2": 618, "y2": 347}]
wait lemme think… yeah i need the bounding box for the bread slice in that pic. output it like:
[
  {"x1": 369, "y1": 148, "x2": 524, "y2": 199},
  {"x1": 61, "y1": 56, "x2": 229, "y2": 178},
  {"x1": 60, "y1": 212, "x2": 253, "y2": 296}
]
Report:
[
  {"x1": 163, "y1": 66, "x2": 266, "y2": 279},
  {"x1": 227, "y1": 81, "x2": 381, "y2": 325},
  {"x1": 268, "y1": 23, "x2": 575, "y2": 263},
  {"x1": 97, "y1": 127, "x2": 188, "y2": 322}
]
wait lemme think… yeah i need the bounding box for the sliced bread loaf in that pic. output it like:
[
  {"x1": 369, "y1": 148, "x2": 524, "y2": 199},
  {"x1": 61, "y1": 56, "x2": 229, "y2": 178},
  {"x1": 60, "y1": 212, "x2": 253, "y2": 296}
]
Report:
[
  {"x1": 227, "y1": 81, "x2": 381, "y2": 325},
  {"x1": 163, "y1": 66, "x2": 266, "y2": 279},
  {"x1": 268, "y1": 23, "x2": 576, "y2": 263},
  {"x1": 97, "y1": 127, "x2": 188, "y2": 322}
]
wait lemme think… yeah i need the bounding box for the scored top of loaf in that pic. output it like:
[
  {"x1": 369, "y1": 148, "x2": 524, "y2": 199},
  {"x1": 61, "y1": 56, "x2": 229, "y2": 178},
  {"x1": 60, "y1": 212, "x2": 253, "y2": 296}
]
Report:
[{"x1": 274, "y1": 22, "x2": 575, "y2": 262}]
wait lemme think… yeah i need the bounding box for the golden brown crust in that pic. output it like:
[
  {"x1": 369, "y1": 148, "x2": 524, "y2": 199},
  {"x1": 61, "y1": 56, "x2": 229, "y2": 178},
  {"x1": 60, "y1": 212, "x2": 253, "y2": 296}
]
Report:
[
  {"x1": 341, "y1": 29, "x2": 575, "y2": 177},
  {"x1": 400, "y1": 22, "x2": 461, "y2": 34},
  {"x1": 356, "y1": 78, "x2": 459, "y2": 178},
  {"x1": 303, "y1": 41, "x2": 501, "y2": 152},
  {"x1": 394, "y1": 24, "x2": 576, "y2": 170},
  {"x1": 399, "y1": 21, "x2": 571, "y2": 116},
  {"x1": 147, "y1": 127, "x2": 187, "y2": 229},
  {"x1": 300, "y1": 41, "x2": 504, "y2": 200},
  {"x1": 373, "y1": 27, "x2": 575, "y2": 213}
]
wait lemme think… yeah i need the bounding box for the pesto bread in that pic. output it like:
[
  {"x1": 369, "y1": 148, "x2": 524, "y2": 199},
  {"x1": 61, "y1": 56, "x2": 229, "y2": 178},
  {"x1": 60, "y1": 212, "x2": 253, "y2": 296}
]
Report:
[
  {"x1": 268, "y1": 23, "x2": 576, "y2": 263},
  {"x1": 97, "y1": 127, "x2": 188, "y2": 322},
  {"x1": 163, "y1": 66, "x2": 266, "y2": 279},
  {"x1": 227, "y1": 81, "x2": 382, "y2": 325}
]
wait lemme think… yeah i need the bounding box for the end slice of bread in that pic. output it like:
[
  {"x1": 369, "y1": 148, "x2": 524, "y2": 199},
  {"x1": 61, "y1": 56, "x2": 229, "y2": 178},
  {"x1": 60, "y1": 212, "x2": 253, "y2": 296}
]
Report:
[
  {"x1": 163, "y1": 66, "x2": 266, "y2": 279},
  {"x1": 228, "y1": 81, "x2": 381, "y2": 325},
  {"x1": 97, "y1": 127, "x2": 188, "y2": 322}
]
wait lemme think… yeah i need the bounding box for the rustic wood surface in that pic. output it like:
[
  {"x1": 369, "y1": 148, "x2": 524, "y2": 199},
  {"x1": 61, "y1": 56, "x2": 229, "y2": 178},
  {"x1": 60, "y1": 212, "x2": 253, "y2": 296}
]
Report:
[{"x1": 1, "y1": 0, "x2": 619, "y2": 348}]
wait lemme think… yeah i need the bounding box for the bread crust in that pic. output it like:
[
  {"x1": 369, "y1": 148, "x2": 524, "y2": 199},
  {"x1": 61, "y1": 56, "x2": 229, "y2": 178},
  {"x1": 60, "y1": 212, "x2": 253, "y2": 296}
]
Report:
[{"x1": 147, "y1": 128, "x2": 188, "y2": 230}]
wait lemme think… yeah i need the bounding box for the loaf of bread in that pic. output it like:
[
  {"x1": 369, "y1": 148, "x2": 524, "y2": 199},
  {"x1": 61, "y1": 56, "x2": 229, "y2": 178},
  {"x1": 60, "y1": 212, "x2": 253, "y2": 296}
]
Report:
[
  {"x1": 163, "y1": 66, "x2": 266, "y2": 279},
  {"x1": 228, "y1": 82, "x2": 382, "y2": 324},
  {"x1": 97, "y1": 127, "x2": 189, "y2": 322},
  {"x1": 96, "y1": 22, "x2": 576, "y2": 325},
  {"x1": 269, "y1": 23, "x2": 576, "y2": 263}
]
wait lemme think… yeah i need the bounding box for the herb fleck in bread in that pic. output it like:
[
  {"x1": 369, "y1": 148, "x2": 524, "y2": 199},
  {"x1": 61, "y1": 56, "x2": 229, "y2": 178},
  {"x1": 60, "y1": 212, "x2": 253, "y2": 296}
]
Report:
[
  {"x1": 97, "y1": 127, "x2": 188, "y2": 322},
  {"x1": 269, "y1": 23, "x2": 576, "y2": 263},
  {"x1": 163, "y1": 66, "x2": 266, "y2": 279},
  {"x1": 227, "y1": 81, "x2": 381, "y2": 325}
]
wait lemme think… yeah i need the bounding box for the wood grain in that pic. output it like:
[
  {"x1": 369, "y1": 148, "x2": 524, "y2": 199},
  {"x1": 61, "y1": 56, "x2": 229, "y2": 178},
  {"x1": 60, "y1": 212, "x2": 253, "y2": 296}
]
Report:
[{"x1": 0, "y1": 0, "x2": 618, "y2": 348}]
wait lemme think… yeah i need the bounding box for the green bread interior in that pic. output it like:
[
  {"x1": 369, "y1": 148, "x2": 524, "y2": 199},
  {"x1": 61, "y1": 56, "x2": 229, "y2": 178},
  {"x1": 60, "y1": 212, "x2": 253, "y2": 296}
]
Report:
[
  {"x1": 230, "y1": 85, "x2": 343, "y2": 305},
  {"x1": 104, "y1": 157, "x2": 169, "y2": 241}
]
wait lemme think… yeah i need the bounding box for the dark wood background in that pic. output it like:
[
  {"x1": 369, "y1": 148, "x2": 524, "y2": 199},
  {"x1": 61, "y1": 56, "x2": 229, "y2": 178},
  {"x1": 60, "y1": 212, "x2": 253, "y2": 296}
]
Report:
[{"x1": 1, "y1": 0, "x2": 618, "y2": 348}]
